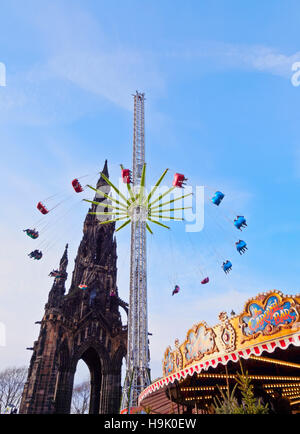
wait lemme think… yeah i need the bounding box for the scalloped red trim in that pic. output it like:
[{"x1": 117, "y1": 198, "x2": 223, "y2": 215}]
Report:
[{"x1": 138, "y1": 333, "x2": 300, "y2": 405}]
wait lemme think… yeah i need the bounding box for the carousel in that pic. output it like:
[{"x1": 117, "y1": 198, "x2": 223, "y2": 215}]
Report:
[{"x1": 138, "y1": 290, "x2": 300, "y2": 414}]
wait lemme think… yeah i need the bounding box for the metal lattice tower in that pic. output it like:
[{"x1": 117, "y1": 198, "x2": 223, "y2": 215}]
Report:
[
  {"x1": 120, "y1": 91, "x2": 150, "y2": 412},
  {"x1": 84, "y1": 91, "x2": 189, "y2": 412}
]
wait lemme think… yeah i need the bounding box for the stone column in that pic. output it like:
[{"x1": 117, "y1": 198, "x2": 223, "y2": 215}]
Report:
[
  {"x1": 54, "y1": 369, "x2": 75, "y2": 413},
  {"x1": 99, "y1": 370, "x2": 122, "y2": 414}
]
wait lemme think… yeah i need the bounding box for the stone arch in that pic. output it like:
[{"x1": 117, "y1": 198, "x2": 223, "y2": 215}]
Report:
[
  {"x1": 112, "y1": 345, "x2": 127, "y2": 373},
  {"x1": 72, "y1": 339, "x2": 111, "y2": 373},
  {"x1": 117, "y1": 298, "x2": 129, "y2": 315},
  {"x1": 70, "y1": 340, "x2": 113, "y2": 414},
  {"x1": 76, "y1": 347, "x2": 101, "y2": 414}
]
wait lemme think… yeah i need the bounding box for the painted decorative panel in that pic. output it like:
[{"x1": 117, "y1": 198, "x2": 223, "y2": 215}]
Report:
[
  {"x1": 240, "y1": 293, "x2": 300, "y2": 340},
  {"x1": 184, "y1": 322, "x2": 216, "y2": 364}
]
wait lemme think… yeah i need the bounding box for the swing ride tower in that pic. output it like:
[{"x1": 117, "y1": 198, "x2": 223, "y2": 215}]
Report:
[
  {"x1": 84, "y1": 92, "x2": 191, "y2": 412},
  {"x1": 120, "y1": 91, "x2": 150, "y2": 412}
]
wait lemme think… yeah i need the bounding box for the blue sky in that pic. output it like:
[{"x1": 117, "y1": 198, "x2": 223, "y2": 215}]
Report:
[{"x1": 0, "y1": 0, "x2": 300, "y2": 383}]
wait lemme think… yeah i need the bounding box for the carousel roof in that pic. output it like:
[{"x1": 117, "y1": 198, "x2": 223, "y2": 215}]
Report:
[{"x1": 139, "y1": 290, "x2": 300, "y2": 411}]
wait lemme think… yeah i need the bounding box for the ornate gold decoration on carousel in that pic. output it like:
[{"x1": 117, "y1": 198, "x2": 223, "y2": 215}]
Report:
[
  {"x1": 160, "y1": 291, "x2": 300, "y2": 381},
  {"x1": 239, "y1": 291, "x2": 300, "y2": 344},
  {"x1": 163, "y1": 346, "x2": 174, "y2": 377},
  {"x1": 162, "y1": 339, "x2": 184, "y2": 376},
  {"x1": 183, "y1": 322, "x2": 217, "y2": 365},
  {"x1": 218, "y1": 311, "x2": 236, "y2": 352},
  {"x1": 173, "y1": 338, "x2": 183, "y2": 370}
]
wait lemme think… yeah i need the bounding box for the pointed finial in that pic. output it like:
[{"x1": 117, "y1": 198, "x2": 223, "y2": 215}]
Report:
[
  {"x1": 59, "y1": 244, "x2": 69, "y2": 270},
  {"x1": 102, "y1": 159, "x2": 109, "y2": 177},
  {"x1": 96, "y1": 160, "x2": 109, "y2": 189}
]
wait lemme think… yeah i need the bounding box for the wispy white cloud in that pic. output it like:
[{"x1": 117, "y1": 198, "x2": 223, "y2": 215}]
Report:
[
  {"x1": 2, "y1": 4, "x2": 299, "y2": 130},
  {"x1": 47, "y1": 50, "x2": 165, "y2": 111},
  {"x1": 167, "y1": 41, "x2": 300, "y2": 79},
  {"x1": 27, "y1": 1, "x2": 165, "y2": 105},
  {"x1": 0, "y1": 1, "x2": 166, "y2": 127}
]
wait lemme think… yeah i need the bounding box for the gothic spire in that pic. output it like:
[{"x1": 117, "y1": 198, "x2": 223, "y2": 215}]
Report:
[
  {"x1": 59, "y1": 244, "x2": 68, "y2": 273},
  {"x1": 46, "y1": 244, "x2": 69, "y2": 308},
  {"x1": 69, "y1": 160, "x2": 117, "y2": 298},
  {"x1": 96, "y1": 159, "x2": 109, "y2": 190}
]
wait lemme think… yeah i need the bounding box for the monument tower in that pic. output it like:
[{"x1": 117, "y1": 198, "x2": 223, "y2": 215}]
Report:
[{"x1": 20, "y1": 162, "x2": 127, "y2": 414}]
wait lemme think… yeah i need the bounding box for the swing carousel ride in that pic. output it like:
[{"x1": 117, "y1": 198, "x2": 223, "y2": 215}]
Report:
[{"x1": 23, "y1": 91, "x2": 254, "y2": 414}]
